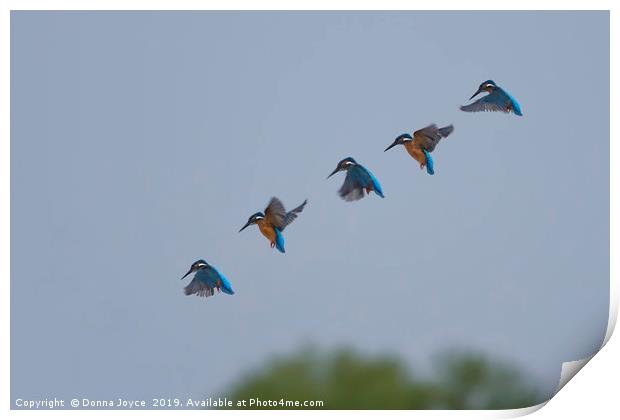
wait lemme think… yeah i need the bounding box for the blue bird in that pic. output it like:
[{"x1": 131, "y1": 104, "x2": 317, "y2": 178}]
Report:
[
  {"x1": 327, "y1": 157, "x2": 384, "y2": 201},
  {"x1": 239, "y1": 197, "x2": 307, "y2": 253},
  {"x1": 460, "y1": 80, "x2": 522, "y2": 116},
  {"x1": 181, "y1": 259, "x2": 234, "y2": 299}
]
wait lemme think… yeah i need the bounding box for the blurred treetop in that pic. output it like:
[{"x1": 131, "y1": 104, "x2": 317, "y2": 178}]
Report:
[{"x1": 223, "y1": 346, "x2": 547, "y2": 410}]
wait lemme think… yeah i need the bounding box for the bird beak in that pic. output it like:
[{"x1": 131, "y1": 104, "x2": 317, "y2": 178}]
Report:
[
  {"x1": 469, "y1": 88, "x2": 483, "y2": 100},
  {"x1": 384, "y1": 141, "x2": 398, "y2": 152},
  {"x1": 327, "y1": 167, "x2": 339, "y2": 179},
  {"x1": 181, "y1": 268, "x2": 193, "y2": 280},
  {"x1": 239, "y1": 221, "x2": 252, "y2": 232}
]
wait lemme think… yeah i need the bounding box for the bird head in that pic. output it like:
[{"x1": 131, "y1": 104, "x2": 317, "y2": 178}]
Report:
[
  {"x1": 239, "y1": 212, "x2": 264, "y2": 232},
  {"x1": 469, "y1": 80, "x2": 497, "y2": 100},
  {"x1": 384, "y1": 133, "x2": 413, "y2": 152},
  {"x1": 181, "y1": 259, "x2": 208, "y2": 279},
  {"x1": 327, "y1": 157, "x2": 357, "y2": 178}
]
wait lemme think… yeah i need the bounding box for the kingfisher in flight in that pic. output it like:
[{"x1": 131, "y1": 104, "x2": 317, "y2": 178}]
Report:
[
  {"x1": 460, "y1": 80, "x2": 522, "y2": 116},
  {"x1": 239, "y1": 197, "x2": 307, "y2": 253},
  {"x1": 181, "y1": 259, "x2": 234, "y2": 299},
  {"x1": 384, "y1": 124, "x2": 454, "y2": 175},
  {"x1": 327, "y1": 157, "x2": 384, "y2": 201}
]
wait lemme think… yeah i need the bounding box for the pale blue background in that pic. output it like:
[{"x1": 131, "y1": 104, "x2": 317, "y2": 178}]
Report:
[{"x1": 11, "y1": 11, "x2": 609, "y2": 406}]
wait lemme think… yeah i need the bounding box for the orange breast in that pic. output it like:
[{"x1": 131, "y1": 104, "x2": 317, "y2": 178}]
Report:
[
  {"x1": 404, "y1": 142, "x2": 426, "y2": 166},
  {"x1": 257, "y1": 220, "x2": 277, "y2": 243}
]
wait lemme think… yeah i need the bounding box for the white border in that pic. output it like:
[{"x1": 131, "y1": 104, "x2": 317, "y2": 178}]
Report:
[{"x1": 2, "y1": 2, "x2": 616, "y2": 419}]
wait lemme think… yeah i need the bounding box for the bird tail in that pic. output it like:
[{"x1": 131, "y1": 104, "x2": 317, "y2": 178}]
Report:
[
  {"x1": 438, "y1": 125, "x2": 454, "y2": 138},
  {"x1": 220, "y1": 280, "x2": 235, "y2": 295},
  {"x1": 214, "y1": 269, "x2": 235, "y2": 295},
  {"x1": 367, "y1": 168, "x2": 384, "y2": 198},
  {"x1": 274, "y1": 228, "x2": 286, "y2": 253},
  {"x1": 423, "y1": 149, "x2": 435, "y2": 175},
  {"x1": 512, "y1": 101, "x2": 523, "y2": 116}
]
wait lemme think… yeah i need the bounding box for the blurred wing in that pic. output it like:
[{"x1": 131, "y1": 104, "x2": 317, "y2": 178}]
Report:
[
  {"x1": 184, "y1": 272, "x2": 216, "y2": 298},
  {"x1": 264, "y1": 197, "x2": 286, "y2": 229},
  {"x1": 282, "y1": 199, "x2": 307, "y2": 230},
  {"x1": 460, "y1": 92, "x2": 508, "y2": 113},
  {"x1": 413, "y1": 124, "x2": 442, "y2": 152},
  {"x1": 338, "y1": 166, "x2": 375, "y2": 201},
  {"x1": 338, "y1": 169, "x2": 365, "y2": 201}
]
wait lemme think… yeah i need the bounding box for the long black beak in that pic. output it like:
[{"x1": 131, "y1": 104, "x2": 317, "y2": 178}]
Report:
[
  {"x1": 239, "y1": 221, "x2": 252, "y2": 232},
  {"x1": 181, "y1": 268, "x2": 193, "y2": 280},
  {"x1": 327, "y1": 168, "x2": 339, "y2": 179},
  {"x1": 469, "y1": 88, "x2": 483, "y2": 100},
  {"x1": 384, "y1": 141, "x2": 399, "y2": 152}
]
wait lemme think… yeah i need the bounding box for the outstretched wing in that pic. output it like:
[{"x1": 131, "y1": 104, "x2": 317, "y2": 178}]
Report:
[
  {"x1": 460, "y1": 91, "x2": 510, "y2": 113},
  {"x1": 264, "y1": 197, "x2": 286, "y2": 229},
  {"x1": 282, "y1": 199, "x2": 307, "y2": 230},
  {"x1": 413, "y1": 124, "x2": 443, "y2": 152}
]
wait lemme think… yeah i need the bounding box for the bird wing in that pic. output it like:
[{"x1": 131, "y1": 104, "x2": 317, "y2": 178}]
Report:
[
  {"x1": 413, "y1": 124, "x2": 442, "y2": 152},
  {"x1": 282, "y1": 199, "x2": 307, "y2": 230},
  {"x1": 184, "y1": 270, "x2": 216, "y2": 298},
  {"x1": 460, "y1": 91, "x2": 510, "y2": 113},
  {"x1": 338, "y1": 166, "x2": 378, "y2": 201},
  {"x1": 264, "y1": 197, "x2": 286, "y2": 229},
  {"x1": 338, "y1": 169, "x2": 366, "y2": 201}
]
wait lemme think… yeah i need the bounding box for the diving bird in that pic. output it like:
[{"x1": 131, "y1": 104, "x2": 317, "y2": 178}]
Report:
[
  {"x1": 181, "y1": 259, "x2": 234, "y2": 299},
  {"x1": 460, "y1": 80, "x2": 522, "y2": 116},
  {"x1": 384, "y1": 124, "x2": 454, "y2": 175},
  {"x1": 327, "y1": 157, "x2": 384, "y2": 201},
  {"x1": 239, "y1": 197, "x2": 307, "y2": 253}
]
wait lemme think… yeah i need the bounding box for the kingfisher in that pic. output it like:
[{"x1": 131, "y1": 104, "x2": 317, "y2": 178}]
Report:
[
  {"x1": 327, "y1": 157, "x2": 384, "y2": 201},
  {"x1": 239, "y1": 197, "x2": 307, "y2": 253},
  {"x1": 384, "y1": 124, "x2": 454, "y2": 175},
  {"x1": 460, "y1": 80, "x2": 522, "y2": 116},
  {"x1": 181, "y1": 259, "x2": 234, "y2": 299}
]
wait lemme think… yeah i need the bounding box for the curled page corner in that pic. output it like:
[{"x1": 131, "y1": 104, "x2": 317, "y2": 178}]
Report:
[
  {"x1": 554, "y1": 355, "x2": 595, "y2": 395},
  {"x1": 474, "y1": 281, "x2": 616, "y2": 418},
  {"x1": 551, "y1": 282, "x2": 619, "y2": 394},
  {"x1": 505, "y1": 354, "x2": 600, "y2": 418},
  {"x1": 602, "y1": 288, "x2": 618, "y2": 347},
  {"x1": 503, "y1": 401, "x2": 548, "y2": 418}
]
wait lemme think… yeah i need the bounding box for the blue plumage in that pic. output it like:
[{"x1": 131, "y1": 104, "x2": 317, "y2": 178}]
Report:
[
  {"x1": 423, "y1": 149, "x2": 434, "y2": 175},
  {"x1": 181, "y1": 260, "x2": 234, "y2": 299},
  {"x1": 212, "y1": 267, "x2": 234, "y2": 295},
  {"x1": 274, "y1": 228, "x2": 285, "y2": 253},
  {"x1": 328, "y1": 157, "x2": 384, "y2": 201},
  {"x1": 504, "y1": 90, "x2": 522, "y2": 116},
  {"x1": 366, "y1": 167, "x2": 384, "y2": 198},
  {"x1": 461, "y1": 80, "x2": 522, "y2": 116}
]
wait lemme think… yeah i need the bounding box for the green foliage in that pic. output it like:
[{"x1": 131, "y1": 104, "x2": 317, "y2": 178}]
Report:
[{"x1": 223, "y1": 347, "x2": 546, "y2": 410}]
